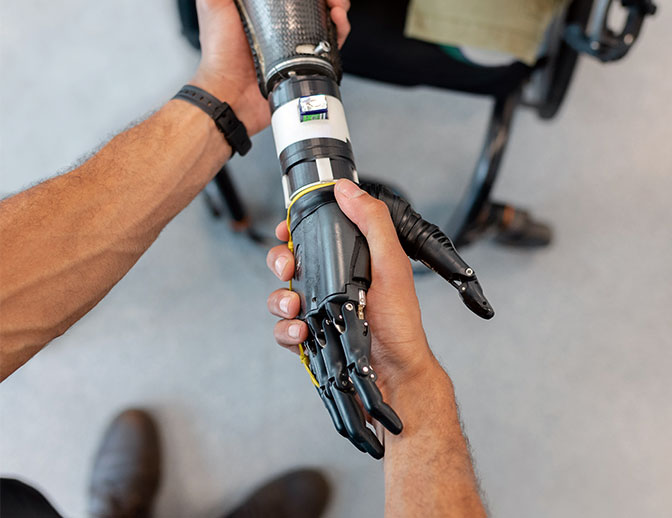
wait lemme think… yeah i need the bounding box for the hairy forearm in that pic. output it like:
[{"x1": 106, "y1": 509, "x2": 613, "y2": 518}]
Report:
[
  {"x1": 0, "y1": 100, "x2": 230, "y2": 380},
  {"x1": 384, "y1": 359, "x2": 486, "y2": 518}
]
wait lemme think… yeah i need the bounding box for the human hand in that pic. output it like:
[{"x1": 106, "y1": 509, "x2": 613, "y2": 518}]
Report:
[
  {"x1": 191, "y1": 0, "x2": 351, "y2": 136},
  {"x1": 266, "y1": 179, "x2": 439, "y2": 401}
]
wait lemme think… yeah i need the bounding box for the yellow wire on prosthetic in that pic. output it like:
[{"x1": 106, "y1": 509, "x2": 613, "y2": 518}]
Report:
[
  {"x1": 298, "y1": 344, "x2": 319, "y2": 388},
  {"x1": 285, "y1": 181, "x2": 337, "y2": 388}
]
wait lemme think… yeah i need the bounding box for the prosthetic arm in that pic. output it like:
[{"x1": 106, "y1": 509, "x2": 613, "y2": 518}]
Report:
[{"x1": 235, "y1": 0, "x2": 493, "y2": 458}]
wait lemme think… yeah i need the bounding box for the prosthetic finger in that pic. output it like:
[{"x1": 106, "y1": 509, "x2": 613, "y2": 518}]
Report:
[
  {"x1": 322, "y1": 318, "x2": 384, "y2": 459},
  {"x1": 362, "y1": 183, "x2": 495, "y2": 320},
  {"x1": 304, "y1": 333, "x2": 348, "y2": 438},
  {"x1": 333, "y1": 302, "x2": 403, "y2": 434}
]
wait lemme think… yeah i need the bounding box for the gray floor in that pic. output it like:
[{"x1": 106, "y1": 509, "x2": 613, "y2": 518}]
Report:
[{"x1": 1, "y1": 1, "x2": 671, "y2": 517}]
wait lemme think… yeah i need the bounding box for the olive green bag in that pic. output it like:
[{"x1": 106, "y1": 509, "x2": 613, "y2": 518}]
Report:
[{"x1": 405, "y1": 0, "x2": 569, "y2": 65}]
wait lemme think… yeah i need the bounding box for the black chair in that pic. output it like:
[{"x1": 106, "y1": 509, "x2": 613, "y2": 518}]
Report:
[{"x1": 177, "y1": 0, "x2": 655, "y2": 248}]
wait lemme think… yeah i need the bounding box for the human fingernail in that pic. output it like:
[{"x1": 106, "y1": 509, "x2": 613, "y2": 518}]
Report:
[
  {"x1": 336, "y1": 179, "x2": 365, "y2": 199},
  {"x1": 288, "y1": 324, "x2": 302, "y2": 339},
  {"x1": 279, "y1": 296, "x2": 291, "y2": 314},
  {"x1": 275, "y1": 256, "x2": 288, "y2": 276}
]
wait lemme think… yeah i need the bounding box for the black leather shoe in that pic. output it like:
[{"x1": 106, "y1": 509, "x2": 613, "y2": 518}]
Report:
[
  {"x1": 223, "y1": 469, "x2": 330, "y2": 518},
  {"x1": 88, "y1": 409, "x2": 161, "y2": 518}
]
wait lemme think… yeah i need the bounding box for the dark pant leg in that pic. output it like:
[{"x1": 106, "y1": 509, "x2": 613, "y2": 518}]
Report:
[
  {"x1": 0, "y1": 478, "x2": 63, "y2": 518},
  {"x1": 340, "y1": 0, "x2": 531, "y2": 97}
]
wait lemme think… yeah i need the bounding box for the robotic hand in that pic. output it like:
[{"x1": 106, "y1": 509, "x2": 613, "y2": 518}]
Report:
[{"x1": 235, "y1": 0, "x2": 493, "y2": 458}]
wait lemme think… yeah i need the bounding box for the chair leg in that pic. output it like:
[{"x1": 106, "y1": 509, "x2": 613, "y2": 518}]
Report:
[
  {"x1": 177, "y1": 0, "x2": 200, "y2": 50},
  {"x1": 447, "y1": 89, "x2": 553, "y2": 249},
  {"x1": 447, "y1": 90, "x2": 519, "y2": 247},
  {"x1": 202, "y1": 165, "x2": 277, "y2": 246},
  {"x1": 203, "y1": 165, "x2": 250, "y2": 232}
]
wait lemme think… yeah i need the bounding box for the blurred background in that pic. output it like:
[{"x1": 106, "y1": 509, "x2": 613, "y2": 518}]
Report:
[{"x1": 1, "y1": 1, "x2": 671, "y2": 517}]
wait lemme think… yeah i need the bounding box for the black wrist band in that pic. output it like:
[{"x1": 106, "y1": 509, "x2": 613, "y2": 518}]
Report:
[{"x1": 174, "y1": 85, "x2": 252, "y2": 156}]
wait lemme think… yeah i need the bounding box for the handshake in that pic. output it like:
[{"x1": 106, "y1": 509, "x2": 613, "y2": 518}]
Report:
[
  {"x1": 230, "y1": 0, "x2": 493, "y2": 458},
  {"x1": 265, "y1": 179, "x2": 493, "y2": 458}
]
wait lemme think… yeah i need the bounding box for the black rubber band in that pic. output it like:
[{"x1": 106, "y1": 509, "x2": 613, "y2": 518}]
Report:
[{"x1": 173, "y1": 85, "x2": 252, "y2": 156}]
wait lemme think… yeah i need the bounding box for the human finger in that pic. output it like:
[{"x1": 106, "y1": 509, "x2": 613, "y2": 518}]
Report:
[
  {"x1": 330, "y1": 7, "x2": 351, "y2": 48},
  {"x1": 266, "y1": 245, "x2": 295, "y2": 281},
  {"x1": 267, "y1": 289, "x2": 301, "y2": 319},
  {"x1": 275, "y1": 221, "x2": 289, "y2": 242},
  {"x1": 274, "y1": 319, "x2": 309, "y2": 347}
]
